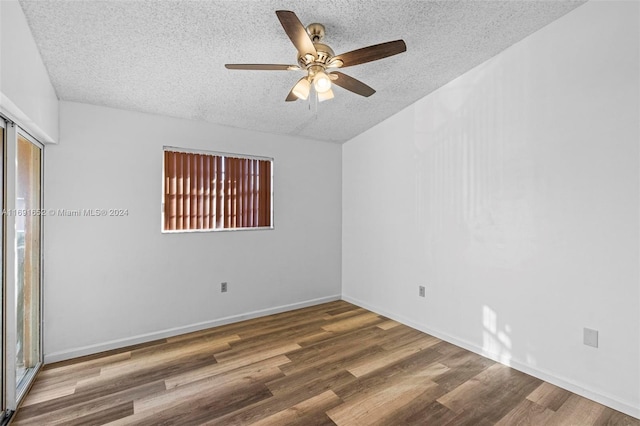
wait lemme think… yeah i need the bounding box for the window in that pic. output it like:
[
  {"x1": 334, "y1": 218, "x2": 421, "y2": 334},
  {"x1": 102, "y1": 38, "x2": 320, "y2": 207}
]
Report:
[{"x1": 163, "y1": 148, "x2": 272, "y2": 232}]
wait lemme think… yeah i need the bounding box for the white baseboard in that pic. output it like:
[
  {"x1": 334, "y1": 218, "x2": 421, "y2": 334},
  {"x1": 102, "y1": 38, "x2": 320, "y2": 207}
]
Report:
[
  {"x1": 44, "y1": 294, "x2": 341, "y2": 364},
  {"x1": 341, "y1": 294, "x2": 640, "y2": 420}
]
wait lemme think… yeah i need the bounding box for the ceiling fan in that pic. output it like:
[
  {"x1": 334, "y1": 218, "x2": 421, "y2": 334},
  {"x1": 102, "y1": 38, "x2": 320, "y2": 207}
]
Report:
[{"x1": 225, "y1": 10, "x2": 406, "y2": 102}]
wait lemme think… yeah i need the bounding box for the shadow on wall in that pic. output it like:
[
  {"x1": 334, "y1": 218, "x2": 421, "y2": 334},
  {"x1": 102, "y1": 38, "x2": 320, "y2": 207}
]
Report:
[
  {"x1": 412, "y1": 53, "x2": 539, "y2": 272},
  {"x1": 482, "y1": 305, "x2": 539, "y2": 370},
  {"x1": 410, "y1": 53, "x2": 545, "y2": 368},
  {"x1": 483, "y1": 305, "x2": 512, "y2": 366}
]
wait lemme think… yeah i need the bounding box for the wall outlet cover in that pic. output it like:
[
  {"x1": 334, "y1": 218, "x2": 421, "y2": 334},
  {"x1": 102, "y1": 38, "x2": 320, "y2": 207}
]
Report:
[{"x1": 583, "y1": 328, "x2": 598, "y2": 348}]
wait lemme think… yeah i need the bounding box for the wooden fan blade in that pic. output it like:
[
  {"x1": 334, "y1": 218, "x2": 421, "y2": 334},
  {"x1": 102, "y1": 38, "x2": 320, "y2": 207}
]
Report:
[
  {"x1": 333, "y1": 40, "x2": 406, "y2": 68},
  {"x1": 225, "y1": 64, "x2": 300, "y2": 71},
  {"x1": 331, "y1": 72, "x2": 376, "y2": 97},
  {"x1": 276, "y1": 10, "x2": 317, "y2": 58}
]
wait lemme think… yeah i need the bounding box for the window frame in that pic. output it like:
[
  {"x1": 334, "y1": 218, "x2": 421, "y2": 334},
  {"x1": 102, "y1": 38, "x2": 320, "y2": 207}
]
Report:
[{"x1": 161, "y1": 146, "x2": 274, "y2": 233}]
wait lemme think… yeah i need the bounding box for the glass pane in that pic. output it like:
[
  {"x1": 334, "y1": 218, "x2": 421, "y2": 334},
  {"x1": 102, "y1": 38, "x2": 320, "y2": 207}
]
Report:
[{"x1": 15, "y1": 134, "x2": 41, "y2": 391}]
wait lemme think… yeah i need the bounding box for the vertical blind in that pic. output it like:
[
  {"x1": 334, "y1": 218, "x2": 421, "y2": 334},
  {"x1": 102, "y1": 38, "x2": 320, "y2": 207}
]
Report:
[{"x1": 163, "y1": 150, "x2": 272, "y2": 231}]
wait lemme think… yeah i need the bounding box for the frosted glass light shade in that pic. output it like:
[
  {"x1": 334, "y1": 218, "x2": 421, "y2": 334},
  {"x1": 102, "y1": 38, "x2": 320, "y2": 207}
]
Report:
[
  {"x1": 292, "y1": 78, "x2": 310, "y2": 100},
  {"x1": 318, "y1": 88, "x2": 334, "y2": 102},
  {"x1": 314, "y1": 71, "x2": 332, "y2": 93}
]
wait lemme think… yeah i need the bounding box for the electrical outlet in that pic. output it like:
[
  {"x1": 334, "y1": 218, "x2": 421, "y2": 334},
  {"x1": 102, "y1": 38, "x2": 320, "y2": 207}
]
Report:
[
  {"x1": 419, "y1": 286, "x2": 426, "y2": 298},
  {"x1": 583, "y1": 328, "x2": 598, "y2": 348},
  {"x1": 221, "y1": 282, "x2": 228, "y2": 293}
]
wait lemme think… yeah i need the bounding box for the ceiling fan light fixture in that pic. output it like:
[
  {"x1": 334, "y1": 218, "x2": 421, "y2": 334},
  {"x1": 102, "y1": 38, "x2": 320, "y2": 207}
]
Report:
[
  {"x1": 225, "y1": 11, "x2": 407, "y2": 103},
  {"x1": 313, "y1": 71, "x2": 332, "y2": 93},
  {"x1": 317, "y1": 88, "x2": 334, "y2": 102},
  {"x1": 292, "y1": 77, "x2": 311, "y2": 100}
]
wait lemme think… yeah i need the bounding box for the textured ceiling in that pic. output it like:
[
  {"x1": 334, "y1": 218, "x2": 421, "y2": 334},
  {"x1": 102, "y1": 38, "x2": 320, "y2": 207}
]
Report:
[{"x1": 19, "y1": 0, "x2": 585, "y2": 143}]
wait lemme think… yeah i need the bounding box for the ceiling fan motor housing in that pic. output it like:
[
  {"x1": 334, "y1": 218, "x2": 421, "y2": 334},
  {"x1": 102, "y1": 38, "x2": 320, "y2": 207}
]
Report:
[{"x1": 296, "y1": 23, "x2": 335, "y2": 70}]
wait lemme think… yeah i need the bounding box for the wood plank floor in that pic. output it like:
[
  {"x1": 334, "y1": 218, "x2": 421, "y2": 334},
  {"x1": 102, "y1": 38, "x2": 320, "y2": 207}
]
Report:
[{"x1": 11, "y1": 301, "x2": 639, "y2": 425}]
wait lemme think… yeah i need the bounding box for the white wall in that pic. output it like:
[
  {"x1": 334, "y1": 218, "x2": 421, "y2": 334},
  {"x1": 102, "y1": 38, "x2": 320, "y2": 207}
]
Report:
[
  {"x1": 343, "y1": 0, "x2": 639, "y2": 418},
  {"x1": 45, "y1": 101, "x2": 341, "y2": 361},
  {"x1": 0, "y1": 0, "x2": 58, "y2": 143}
]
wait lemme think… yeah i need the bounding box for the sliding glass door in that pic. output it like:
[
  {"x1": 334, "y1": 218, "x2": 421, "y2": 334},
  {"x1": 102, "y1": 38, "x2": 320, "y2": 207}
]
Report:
[{"x1": 1, "y1": 120, "x2": 43, "y2": 416}]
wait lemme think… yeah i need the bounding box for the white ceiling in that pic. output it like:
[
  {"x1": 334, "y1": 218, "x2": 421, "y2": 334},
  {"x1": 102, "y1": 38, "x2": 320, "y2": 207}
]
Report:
[{"x1": 19, "y1": 0, "x2": 585, "y2": 143}]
